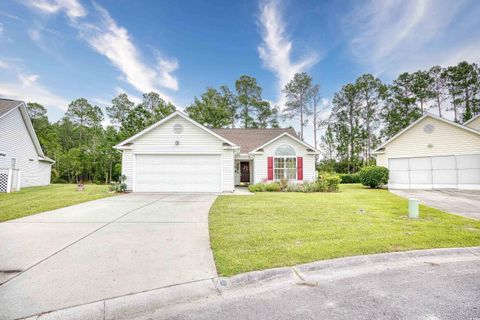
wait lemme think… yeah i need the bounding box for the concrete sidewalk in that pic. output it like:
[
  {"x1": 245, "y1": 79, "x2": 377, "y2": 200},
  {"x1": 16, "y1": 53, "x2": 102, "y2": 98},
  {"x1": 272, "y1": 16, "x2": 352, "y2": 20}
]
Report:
[
  {"x1": 0, "y1": 193, "x2": 218, "y2": 320},
  {"x1": 21, "y1": 247, "x2": 480, "y2": 320}
]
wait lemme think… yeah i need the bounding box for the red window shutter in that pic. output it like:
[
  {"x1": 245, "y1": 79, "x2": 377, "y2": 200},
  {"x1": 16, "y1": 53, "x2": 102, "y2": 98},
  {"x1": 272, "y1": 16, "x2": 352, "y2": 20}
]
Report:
[
  {"x1": 297, "y1": 157, "x2": 303, "y2": 180},
  {"x1": 267, "y1": 157, "x2": 273, "y2": 180}
]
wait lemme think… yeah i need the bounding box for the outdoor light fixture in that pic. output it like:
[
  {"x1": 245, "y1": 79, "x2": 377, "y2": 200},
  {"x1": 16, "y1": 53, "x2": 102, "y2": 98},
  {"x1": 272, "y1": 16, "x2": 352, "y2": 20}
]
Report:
[{"x1": 175, "y1": 140, "x2": 180, "y2": 145}]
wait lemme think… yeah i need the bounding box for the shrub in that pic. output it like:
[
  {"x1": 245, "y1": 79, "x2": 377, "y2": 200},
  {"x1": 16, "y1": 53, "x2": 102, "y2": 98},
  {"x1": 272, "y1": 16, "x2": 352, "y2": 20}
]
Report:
[
  {"x1": 339, "y1": 173, "x2": 360, "y2": 184},
  {"x1": 358, "y1": 166, "x2": 389, "y2": 188},
  {"x1": 301, "y1": 182, "x2": 320, "y2": 193},
  {"x1": 317, "y1": 172, "x2": 341, "y2": 192},
  {"x1": 109, "y1": 175, "x2": 127, "y2": 193},
  {"x1": 248, "y1": 182, "x2": 280, "y2": 192},
  {"x1": 264, "y1": 182, "x2": 281, "y2": 192}
]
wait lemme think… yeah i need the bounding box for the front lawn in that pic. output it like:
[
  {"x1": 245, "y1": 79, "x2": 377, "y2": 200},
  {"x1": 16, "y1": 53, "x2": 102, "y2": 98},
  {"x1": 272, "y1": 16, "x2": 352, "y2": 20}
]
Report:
[
  {"x1": 0, "y1": 184, "x2": 116, "y2": 222},
  {"x1": 209, "y1": 184, "x2": 480, "y2": 276}
]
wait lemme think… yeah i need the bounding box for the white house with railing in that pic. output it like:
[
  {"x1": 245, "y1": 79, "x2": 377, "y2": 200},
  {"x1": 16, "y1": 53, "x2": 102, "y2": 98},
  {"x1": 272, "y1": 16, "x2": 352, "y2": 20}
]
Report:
[{"x1": 0, "y1": 99, "x2": 54, "y2": 193}]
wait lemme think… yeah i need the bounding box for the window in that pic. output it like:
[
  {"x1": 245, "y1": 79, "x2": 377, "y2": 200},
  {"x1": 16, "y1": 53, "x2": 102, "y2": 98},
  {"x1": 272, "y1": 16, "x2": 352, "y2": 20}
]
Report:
[{"x1": 274, "y1": 145, "x2": 296, "y2": 180}]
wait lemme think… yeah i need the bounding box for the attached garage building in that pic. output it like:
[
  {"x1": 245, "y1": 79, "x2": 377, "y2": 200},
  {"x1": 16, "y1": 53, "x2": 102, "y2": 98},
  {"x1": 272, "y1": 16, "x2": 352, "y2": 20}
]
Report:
[
  {"x1": 115, "y1": 111, "x2": 318, "y2": 193},
  {"x1": 374, "y1": 114, "x2": 480, "y2": 190}
]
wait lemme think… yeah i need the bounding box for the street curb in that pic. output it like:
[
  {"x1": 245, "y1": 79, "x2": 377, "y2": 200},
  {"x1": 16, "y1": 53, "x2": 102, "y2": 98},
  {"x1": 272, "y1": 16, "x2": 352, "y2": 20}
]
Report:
[{"x1": 21, "y1": 246, "x2": 480, "y2": 320}]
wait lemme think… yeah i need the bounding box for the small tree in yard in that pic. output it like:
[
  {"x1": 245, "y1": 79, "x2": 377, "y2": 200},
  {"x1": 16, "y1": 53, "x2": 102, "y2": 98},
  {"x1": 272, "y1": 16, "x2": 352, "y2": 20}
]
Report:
[{"x1": 358, "y1": 166, "x2": 389, "y2": 188}]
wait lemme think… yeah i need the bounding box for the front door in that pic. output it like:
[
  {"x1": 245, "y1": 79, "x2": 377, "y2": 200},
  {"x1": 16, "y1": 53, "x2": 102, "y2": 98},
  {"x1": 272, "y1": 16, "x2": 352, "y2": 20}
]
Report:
[{"x1": 240, "y1": 162, "x2": 250, "y2": 183}]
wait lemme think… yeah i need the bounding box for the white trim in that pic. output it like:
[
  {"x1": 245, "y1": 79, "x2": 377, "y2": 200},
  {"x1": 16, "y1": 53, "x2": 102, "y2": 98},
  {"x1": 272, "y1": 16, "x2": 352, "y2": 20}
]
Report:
[
  {"x1": 385, "y1": 151, "x2": 480, "y2": 160},
  {"x1": 115, "y1": 110, "x2": 238, "y2": 149},
  {"x1": 249, "y1": 132, "x2": 320, "y2": 154},
  {"x1": 463, "y1": 113, "x2": 480, "y2": 125},
  {"x1": 373, "y1": 113, "x2": 480, "y2": 154},
  {"x1": 133, "y1": 151, "x2": 223, "y2": 155}
]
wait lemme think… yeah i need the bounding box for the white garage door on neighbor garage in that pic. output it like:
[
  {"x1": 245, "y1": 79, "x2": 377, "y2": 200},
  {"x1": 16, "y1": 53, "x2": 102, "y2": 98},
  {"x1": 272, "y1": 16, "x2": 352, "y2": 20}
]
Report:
[
  {"x1": 388, "y1": 154, "x2": 480, "y2": 190},
  {"x1": 134, "y1": 154, "x2": 222, "y2": 192}
]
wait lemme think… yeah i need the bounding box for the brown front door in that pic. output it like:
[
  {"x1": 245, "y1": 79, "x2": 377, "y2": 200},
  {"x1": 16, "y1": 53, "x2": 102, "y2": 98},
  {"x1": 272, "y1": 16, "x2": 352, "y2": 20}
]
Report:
[{"x1": 240, "y1": 162, "x2": 250, "y2": 183}]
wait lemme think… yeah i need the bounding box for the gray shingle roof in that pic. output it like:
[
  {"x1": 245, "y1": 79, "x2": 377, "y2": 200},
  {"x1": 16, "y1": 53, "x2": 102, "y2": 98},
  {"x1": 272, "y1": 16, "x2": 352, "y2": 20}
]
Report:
[
  {"x1": 0, "y1": 99, "x2": 23, "y2": 118},
  {"x1": 211, "y1": 128, "x2": 297, "y2": 153}
]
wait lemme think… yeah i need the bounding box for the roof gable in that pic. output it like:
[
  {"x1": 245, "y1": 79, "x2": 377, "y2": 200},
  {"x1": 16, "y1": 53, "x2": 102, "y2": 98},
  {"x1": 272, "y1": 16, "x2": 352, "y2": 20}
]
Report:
[
  {"x1": 0, "y1": 99, "x2": 23, "y2": 119},
  {"x1": 0, "y1": 99, "x2": 46, "y2": 158},
  {"x1": 464, "y1": 114, "x2": 480, "y2": 130},
  {"x1": 250, "y1": 132, "x2": 319, "y2": 154},
  {"x1": 115, "y1": 111, "x2": 238, "y2": 149},
  {"x1": 373, "y1": 113, "x2": 480, "y2": 153},
  {"x1": 210, "y1": 128, "x2": 297, "y2": 153}
]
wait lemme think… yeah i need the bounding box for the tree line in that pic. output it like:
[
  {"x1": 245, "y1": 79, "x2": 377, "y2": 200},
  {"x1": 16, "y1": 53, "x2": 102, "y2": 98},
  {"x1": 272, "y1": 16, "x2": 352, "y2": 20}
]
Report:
[
  {"x1": 27, "y1": 60, "x2": 478, "y2": 183},
  {"x1": 320, "y1": 61, "x2": 480, "y2": 173},
  {"x1": 27, "y1": 75, "x2": 288, "y2": 184}
]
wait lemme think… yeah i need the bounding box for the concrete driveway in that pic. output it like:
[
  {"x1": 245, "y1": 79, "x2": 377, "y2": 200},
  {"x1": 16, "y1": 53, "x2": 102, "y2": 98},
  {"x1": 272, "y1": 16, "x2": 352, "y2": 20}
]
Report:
[
  {"x1": 390, "y1": 189, "x2": 480, "y2": 220},
  {"x1": 0, "y1": 193, "x2": 218, "y2": 320}
]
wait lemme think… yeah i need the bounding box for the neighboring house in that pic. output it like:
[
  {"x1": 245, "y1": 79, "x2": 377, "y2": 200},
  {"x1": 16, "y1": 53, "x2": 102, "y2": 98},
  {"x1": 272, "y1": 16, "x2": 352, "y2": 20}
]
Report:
[
  {"x1": 0, "y1": 99, "x2": 54, "y2": 192},
  {"x1": 373, "y1": 113, "x2": 480, "y2": 190},
  {"x1": 464, "y1": 113, "x2": 480, "y2": 131},
  {"x1": 115, "y1": 110, "x2": 319, "y2": 192}
]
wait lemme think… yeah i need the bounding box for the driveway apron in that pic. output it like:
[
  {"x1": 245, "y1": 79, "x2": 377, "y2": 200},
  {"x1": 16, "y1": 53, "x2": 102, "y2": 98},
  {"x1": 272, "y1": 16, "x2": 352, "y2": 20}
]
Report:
[{"x1": 0, "y1": 193, "x2": 218, "y2": 320}]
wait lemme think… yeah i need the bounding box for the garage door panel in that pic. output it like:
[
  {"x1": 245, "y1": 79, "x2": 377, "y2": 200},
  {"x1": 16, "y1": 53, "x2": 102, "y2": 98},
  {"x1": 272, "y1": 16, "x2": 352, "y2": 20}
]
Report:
[
  {"x1": 431, "y1": 156, "x2": 456, "y2": 169},
  {"x1": 389, "y1": 158, "x2": 409, "y2": 171},
  {"x1": 409, "y1": 157, "x2": 431, "y2": 170},
  {"x1": 389, "y1": 170, "x2": 410, "y2": 184},
  {"x1": 458, "y1": 168, "x2": 480, "y2": 184},
  {"x1": 456, "y1": 154, "x2": 480, "y2": 169},
  {"x1": 409, "y1": 170, "x2": 432, "y2": 184},
  {"x1": 432, "y1": 169, "x2": 457, "y2": 184},
  {"x1": 135, "y1": 155, "x2": 221, "y2": 192}
]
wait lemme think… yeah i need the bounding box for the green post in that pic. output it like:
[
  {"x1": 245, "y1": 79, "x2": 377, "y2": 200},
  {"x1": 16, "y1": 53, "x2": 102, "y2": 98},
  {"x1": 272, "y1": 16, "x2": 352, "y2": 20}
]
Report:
[{"x1": 409, "y1": 198, "x2": 419, "y2": 219}]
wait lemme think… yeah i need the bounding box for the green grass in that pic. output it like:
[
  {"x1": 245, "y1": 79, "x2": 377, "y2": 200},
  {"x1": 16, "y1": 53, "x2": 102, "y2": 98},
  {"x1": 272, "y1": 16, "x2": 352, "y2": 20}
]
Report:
[
  {"x1": 0, "y1": 184, "x2": 116, "y2": 222},
  {"x1": 209, "y1": 184, "x2": 480, "y2": 276}
]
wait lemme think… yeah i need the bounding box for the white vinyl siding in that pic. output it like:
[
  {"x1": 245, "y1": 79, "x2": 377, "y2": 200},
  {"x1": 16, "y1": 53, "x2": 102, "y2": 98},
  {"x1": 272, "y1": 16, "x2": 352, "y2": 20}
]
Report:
[
  {"x1": 121, "y1": 115, "x2": 234, "y2": 192},
  {"x1": 380, "y1": 117, "x2": 480, "y2": 161},
  {"x1": 121, "y1": 150, "x2": 134, "y2": 190},
  {"x1": 253, "y1": 135, "x2": 316, "y2": 184},
  {"x1": 0, "y1": 108, "x2": 51, "y2": 188}
]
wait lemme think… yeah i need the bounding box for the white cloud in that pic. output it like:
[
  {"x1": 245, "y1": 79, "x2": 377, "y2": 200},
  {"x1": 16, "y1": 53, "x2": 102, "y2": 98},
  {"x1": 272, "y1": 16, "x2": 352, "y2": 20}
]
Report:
[
  {"x1": 258, "y1": 0, "x2": 319, "y2": 108},
  {"x1": 0, "y1": 60, "x2": 8, "y2": 69},
  {"x1": 346, "y1": 0, "x2": 480, "y2": 75},
  {"x1": 0, "y1": 22, "x2": 3, "y2": 34},
  {"x1": 22, "y1": 1, "x2": 179, "y2": 103},
  {"x1": 0, "y1": 73, "x2": 69, "y2": 110},
  {"x1": 76, "y1": 3, "x2": 178, "y2": 98},
  {"x1": 26, "y1": 0, "x2": 86, "y2": 20}
]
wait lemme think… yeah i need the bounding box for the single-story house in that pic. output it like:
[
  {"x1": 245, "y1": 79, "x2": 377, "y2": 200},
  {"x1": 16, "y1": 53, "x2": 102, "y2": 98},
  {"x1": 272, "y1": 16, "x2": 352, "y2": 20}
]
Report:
[
  {"x1": 373, "y1": 113, "x2": 480, "y2": 190},
  {"x1": 114, "y1": 110, "x2": 319, "y2": 192},
  {"x1": 0, "y1": 99, "x2": 54, "y2": 192}
]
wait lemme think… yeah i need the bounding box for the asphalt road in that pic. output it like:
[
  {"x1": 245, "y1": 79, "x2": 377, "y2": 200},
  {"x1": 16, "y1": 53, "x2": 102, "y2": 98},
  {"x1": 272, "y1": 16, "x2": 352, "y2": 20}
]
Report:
[{"x1": 159, "y1": 258, "x2": 480, "y2": 320}]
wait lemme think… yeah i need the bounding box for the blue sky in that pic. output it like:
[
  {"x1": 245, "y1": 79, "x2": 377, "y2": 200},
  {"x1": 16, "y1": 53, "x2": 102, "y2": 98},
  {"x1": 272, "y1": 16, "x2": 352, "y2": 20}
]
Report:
[{"x1": 1, "y1": 0, "x2": 479, "y2": 145}]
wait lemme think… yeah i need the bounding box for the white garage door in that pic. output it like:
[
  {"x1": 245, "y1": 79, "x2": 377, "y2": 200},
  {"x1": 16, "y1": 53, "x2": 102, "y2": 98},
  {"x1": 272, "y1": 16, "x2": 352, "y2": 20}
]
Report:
[
  {"x1": 134, "y1": 154, "x2": 222, "y2": 192},
  {"x1": 388, "y1": 154, "x2": 480, "y2": 190}
]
